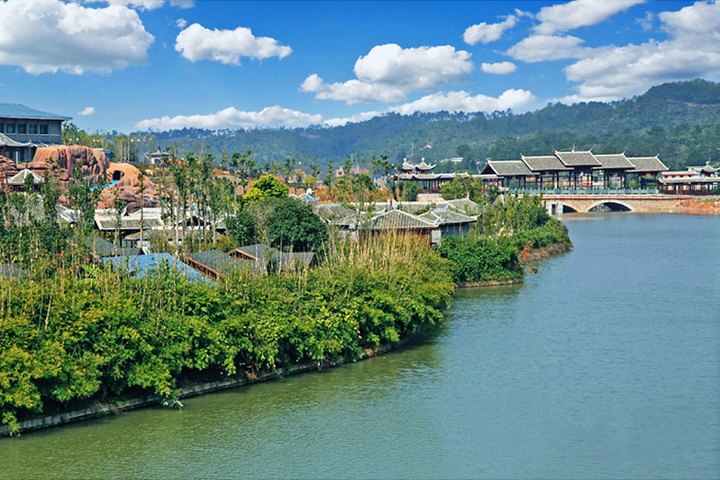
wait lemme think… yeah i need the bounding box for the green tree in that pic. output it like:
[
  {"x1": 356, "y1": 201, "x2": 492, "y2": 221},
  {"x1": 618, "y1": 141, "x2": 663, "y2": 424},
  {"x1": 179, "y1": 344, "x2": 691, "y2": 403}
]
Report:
[
  {"x1": 266, "y1": 198, "x2": 328, "y2": 252},
  {"x1": 243, "y1": 174, "x2": 289, "y2": 204},
  {"x1": 226, "y1": 211, "x2": 257, "y2": 246}
]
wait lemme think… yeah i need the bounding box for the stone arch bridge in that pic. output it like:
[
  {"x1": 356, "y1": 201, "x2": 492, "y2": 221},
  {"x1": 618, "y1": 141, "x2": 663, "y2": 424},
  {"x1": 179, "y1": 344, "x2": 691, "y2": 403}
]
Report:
[{"x1": 536, "y1": 193, "x2": 691, "y2": 214}]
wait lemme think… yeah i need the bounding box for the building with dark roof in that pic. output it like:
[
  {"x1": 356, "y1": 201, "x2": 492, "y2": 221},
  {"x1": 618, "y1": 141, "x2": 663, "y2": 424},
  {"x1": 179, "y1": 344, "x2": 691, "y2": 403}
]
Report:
[
  {"x1": 478, "y1": 150, "x2": 667, "y2": 190},
  {"x1": 0, "y1": 103, "x2": 70, "y2": 163},
  {"x1": 397, "y1": 160, "x2": 469, "y2": 193},
  {"x1": 182, "y1": 249, "x2": 251, "y2": 279}
]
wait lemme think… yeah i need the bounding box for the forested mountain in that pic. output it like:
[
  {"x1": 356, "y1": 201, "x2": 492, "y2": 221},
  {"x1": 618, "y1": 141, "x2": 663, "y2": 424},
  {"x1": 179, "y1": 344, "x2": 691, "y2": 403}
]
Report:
[{"x1": 140, "y1": 79, "x2": 720, "y2": 171}]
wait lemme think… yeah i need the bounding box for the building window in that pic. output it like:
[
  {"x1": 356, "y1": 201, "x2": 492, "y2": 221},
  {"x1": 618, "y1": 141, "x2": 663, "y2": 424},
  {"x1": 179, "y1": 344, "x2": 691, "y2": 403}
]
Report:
[
  {"x1": 0, "y1": 123, "x2": 3, "y2": 133},
  {"x1": 39, "y1": 124, "x2": 48, "y2": 135},
  {"x1": 6, "y1": 123, "x2": 15, "y2": 134},
  {"x1": 29, "y1": 124, "x2": 38, "y2": 134},
  {"x1": 18, "y1": 123, "x2": 26, "y2": 134}
]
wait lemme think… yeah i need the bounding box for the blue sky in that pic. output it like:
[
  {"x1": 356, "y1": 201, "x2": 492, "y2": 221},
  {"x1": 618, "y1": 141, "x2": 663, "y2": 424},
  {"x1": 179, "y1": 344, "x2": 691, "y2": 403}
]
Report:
[{"x1": 1, "y1": 0, "x2": 718, "y2": 133}]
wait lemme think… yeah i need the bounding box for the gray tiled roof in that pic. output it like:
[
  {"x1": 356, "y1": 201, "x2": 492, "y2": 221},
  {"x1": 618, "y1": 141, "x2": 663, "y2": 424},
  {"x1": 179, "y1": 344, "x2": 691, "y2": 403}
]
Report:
[
  {"x1": 7, "y1": 169, "x2": 44, "y2": 185},
  {"x1": 555, "y1": 150, "x2": 600, "y2": 167},
  {"x1": 0, "y1": 103, "x2": 70, "y2": 120},
  {"x1": 88, "y1": 236, "x2": 140, "y2": 257},
  {"x1": 481, "y1": 160, "x2": 533, "y2": 176},
  {"x1": 0, "y1": 263, "x2": 26, "y2": 279},
  {"x1": 370, "y1": 209, "x2": 438, "y2": 230},
  {"x1": 0, "y1": 132, "x2": 31, "y2": 147},
  {"x1": 521, "y1": 155, "x2": 571, "y2": 172},
  {"x1": 418, "y1": 208, "x2": 476, "y2": 225},
  {"x1": 626, "y1": 156, "x2": 668, "y2": 173},
  {"x1": 101, "y1": 253, "x2": 209, "y2": 282},
  {"x1": 185, "y1": 249, "x2": 249, "y2": 276},
  {"x1": 594, "y1": 153, "x2": 633, "y2": 169}
]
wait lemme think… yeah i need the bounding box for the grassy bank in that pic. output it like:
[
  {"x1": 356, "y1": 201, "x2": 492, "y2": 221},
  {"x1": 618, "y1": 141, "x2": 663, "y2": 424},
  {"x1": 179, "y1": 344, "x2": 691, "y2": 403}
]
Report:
[
  {"x1": 0, "y1": 236, "x2": 453, "y2": 434},
  {"x1": 438, "y1": 194, "x2": 572, "y2": 285}
]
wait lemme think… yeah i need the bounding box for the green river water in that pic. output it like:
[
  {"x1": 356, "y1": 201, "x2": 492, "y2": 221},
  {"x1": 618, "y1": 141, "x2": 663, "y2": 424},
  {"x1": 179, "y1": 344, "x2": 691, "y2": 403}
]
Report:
[{"x1": 1, "y1": 213, "x2": 719, "y2": 479}]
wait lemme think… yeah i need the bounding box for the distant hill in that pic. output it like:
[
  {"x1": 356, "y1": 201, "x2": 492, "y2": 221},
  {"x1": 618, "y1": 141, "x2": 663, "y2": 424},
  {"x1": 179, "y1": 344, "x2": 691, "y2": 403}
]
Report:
[{"x1": 139, "y1": 79, "x2": 720, "y2": 171}]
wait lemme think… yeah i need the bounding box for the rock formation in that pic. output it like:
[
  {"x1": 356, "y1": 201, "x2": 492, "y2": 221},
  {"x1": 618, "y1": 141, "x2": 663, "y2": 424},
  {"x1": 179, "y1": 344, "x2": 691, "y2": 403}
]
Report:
[
  {"x1": 31, "y1": 145, "x2": 109, "y2": 184},
  {"x1": 98, "y1": 162, "x2": 159, "y2": 211},
  {"x1": 0, "y1": 155, "x2": 19, "y2": 186}
]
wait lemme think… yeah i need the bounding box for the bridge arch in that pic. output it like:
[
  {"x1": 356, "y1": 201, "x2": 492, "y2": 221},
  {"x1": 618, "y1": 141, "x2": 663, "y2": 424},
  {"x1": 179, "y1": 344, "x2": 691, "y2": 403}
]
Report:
[
  {"x1": 587, "y1": 200, "x2": 632, "y2": 212},
  {"x1": 549, "y1": 202, "x2": 578, "y2": 214}
]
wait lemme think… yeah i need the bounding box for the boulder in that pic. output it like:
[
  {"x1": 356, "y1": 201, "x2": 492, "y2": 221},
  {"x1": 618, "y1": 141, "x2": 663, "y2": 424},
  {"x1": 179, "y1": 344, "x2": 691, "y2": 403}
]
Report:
[{"x1": 32, "y1": 145, "x2": 109, "y2": 185}]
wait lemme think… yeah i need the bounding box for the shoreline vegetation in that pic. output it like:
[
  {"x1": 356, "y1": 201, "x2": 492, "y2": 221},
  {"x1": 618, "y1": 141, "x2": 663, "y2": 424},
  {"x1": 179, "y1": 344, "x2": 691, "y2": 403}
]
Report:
[{"x1": 1, "y1": 167, "x2": 571, "y2": 436}]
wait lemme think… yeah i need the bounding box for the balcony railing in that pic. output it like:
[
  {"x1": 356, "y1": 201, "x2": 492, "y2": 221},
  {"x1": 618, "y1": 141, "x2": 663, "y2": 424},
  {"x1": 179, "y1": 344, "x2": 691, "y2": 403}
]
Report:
[{"x1": 509, "y1": 187, "x2": 660, "y2": 195}]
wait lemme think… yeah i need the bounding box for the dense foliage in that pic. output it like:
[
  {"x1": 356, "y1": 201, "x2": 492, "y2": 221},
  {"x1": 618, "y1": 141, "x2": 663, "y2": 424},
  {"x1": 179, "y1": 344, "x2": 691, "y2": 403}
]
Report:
[
  {"x1": 243, "y1": 174, "x2": 290, "y2": 204},
  {"x1": 266, "y1": 198, "x2": 328, "y2": 252},
  {"x1": 0, "y1": 236, "x2": 453, "y2": 434},
  {"x1": 225, "y1": 211, "x2": 257, "y2": 246},
  {"x1": 437, "y1": 193, "x2": 570, "y2": 283}
]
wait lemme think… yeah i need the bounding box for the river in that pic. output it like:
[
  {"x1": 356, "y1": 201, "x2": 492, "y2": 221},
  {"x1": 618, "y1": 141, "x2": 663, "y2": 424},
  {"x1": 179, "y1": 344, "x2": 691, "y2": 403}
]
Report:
[{"x1": 2, "y1": 214, "x2": 719, "y2": 479}]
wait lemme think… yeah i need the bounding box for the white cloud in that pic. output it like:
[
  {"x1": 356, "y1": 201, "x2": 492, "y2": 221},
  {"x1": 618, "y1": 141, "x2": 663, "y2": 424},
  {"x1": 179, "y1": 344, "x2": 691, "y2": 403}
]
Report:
[
  {"x1": 86, "y1": 0, "x2": 194, "y2": 9},
  {"x1": 97, "y1": 0, "x2": 164, "y2": 10},
  {"x1": 635, "y1": 11, "x2": 654, "y2": 31},
  {"x1": 0, "y1": 0, "x2": 154, "y2": 74},
  {"x1": 301, "y1": 44, "x2": 473, "y2": 104},
  {"x1": 534, "y1": 0, "x2": 645, "y2": 35},
  {"x1": 323, "y1": 110, "x2": 383, "y2": 128},
  {"x1": 136, "y1": 106, "x2": 322, "y2": 130},
  {"x1": 507, "y1": 34, "x2": 587, "y2": 62},
  {"x1": 176, "y1": 18, "x2": 187, "y2": 28},
  {"x1": 481, "y1": 61, "x2": 517, "y2": 75},
  {"x1": 463, "y1": 15, "x2": 517, "y2": 45},
  {"x1": 78, "y1": 106, "x2": 95, "y2": 116},
  {"x1": 175, "y1": 23, "x2": 291, "y2": 64},
  {"x1": 325, "y1": 89, "x2": 536, "y2": 126},
  {"x1": 169, "y1": 0, "x2": 194, "y2": 7},
  {"x1": 390, "y1": 89, "x2": 536, "y2": 115},
  {"x1": 562, "y1": 0, "x2": 720, "y2": 102}
]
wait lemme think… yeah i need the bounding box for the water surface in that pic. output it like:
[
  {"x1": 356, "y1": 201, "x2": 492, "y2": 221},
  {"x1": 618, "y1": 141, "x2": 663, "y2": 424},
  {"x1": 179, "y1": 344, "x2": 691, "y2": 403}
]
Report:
[{"x1": 2, "y1": 214, "x2": 719, "y2": 478}]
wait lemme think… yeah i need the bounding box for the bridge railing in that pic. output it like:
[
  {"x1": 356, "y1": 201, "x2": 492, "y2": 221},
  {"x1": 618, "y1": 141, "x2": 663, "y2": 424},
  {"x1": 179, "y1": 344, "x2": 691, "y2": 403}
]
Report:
[{"x1": 510, "y1": 188, "x2": 659, "y2": 195}]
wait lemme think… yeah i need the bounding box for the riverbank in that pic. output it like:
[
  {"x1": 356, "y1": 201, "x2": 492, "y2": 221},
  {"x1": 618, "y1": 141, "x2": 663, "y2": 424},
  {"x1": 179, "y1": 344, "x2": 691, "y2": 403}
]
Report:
[
  {"x1": 0, "y1": 339, "x2": 412, "y2": 437},
  {"x1": 0, "y1": 236, "x2": 454, "y2": 437},
  {"x1": 0, "y1": 237, "x2": 573, "y2": 437}
]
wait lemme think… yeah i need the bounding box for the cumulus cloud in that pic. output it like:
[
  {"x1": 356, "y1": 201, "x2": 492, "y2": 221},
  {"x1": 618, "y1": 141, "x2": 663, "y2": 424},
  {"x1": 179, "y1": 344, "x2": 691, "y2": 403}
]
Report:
[
  {"x1": 87, "y1": 0, "x2": 194, "y2": 8},
  {"x1": 78, "y1": 106, "x2": 95, "y2": 116},
  {"x1": 562, "y1": 0, "x2": 720, "y2": 102},
  {"x1": 176, "y1": 18, "x2": 187, "y2": 28},
  {"x1": 136, "y1": 106, "x2": 322, "y2": 130},
  {"x1": 169, "y1": 0, "x2": 194, "y2": 7},
  {"x1": 325, "y1": 89, "x2": 536, "y2": 126},
  {"x1": 507, "y1": 34, "x2": 587, "y2": 62},
  {"x1": 635, "y1": 11, "x2": 654, "y2": 31},
  {"x1": 301, "y1": 44, "x2": 473, "y2": 104},
  {"x1": 481, "y1": 61, "x2": 517, "y2": 74},
  {"x1": 534, "y1": 0, "x2": 645, "y2": 35},
  {"x1": 463, "y1": 15, "x2": 517, "y2": 45},
  {"x1": 390, "y1": 89, "x2": 536, "y2": 115},
  {"x1": 175, "y1": 23, "x2": 291, "y2": 64},
  {"x1": 97, "y1": 0, "x2": 164, "y2": 9},
  {"x1": 0, "y1": 0, "x2": 154, "y2": 74}
]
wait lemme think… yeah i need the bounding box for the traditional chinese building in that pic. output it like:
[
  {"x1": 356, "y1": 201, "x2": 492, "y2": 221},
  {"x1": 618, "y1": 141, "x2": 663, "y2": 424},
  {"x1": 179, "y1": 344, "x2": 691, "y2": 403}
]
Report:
[{"x1": 396, "y1": 159, "x2": 468, "y2": 193}]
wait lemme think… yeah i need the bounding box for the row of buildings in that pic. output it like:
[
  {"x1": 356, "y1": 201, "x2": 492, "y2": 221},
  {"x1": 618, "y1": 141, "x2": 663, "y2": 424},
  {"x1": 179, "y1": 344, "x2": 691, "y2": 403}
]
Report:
[{"x1": 398, "y1": 151, "x2": 719, "y2": 195}]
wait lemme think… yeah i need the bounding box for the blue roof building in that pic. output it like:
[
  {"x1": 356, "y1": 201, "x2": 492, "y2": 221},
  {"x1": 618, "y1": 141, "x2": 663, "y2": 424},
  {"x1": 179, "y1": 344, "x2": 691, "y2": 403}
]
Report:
[{"x1": 100, "y1": 253, "x2": 210, "y2": 283}]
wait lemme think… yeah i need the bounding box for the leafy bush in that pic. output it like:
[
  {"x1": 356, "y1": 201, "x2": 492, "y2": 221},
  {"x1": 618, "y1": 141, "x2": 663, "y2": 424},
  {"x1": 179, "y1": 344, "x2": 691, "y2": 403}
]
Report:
[
  {"x1": 0, "y1": 235, "x2": 452, "y2": 434},
  {"x1": 226, "y1": 211, "x2": 257, "y2": 246},
  {"x1": 266, "y1": 197, "x2": 328, "y2": 252},
  {"x1": 243, "y1": 174, "x2": 289, "y2": 204}
]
